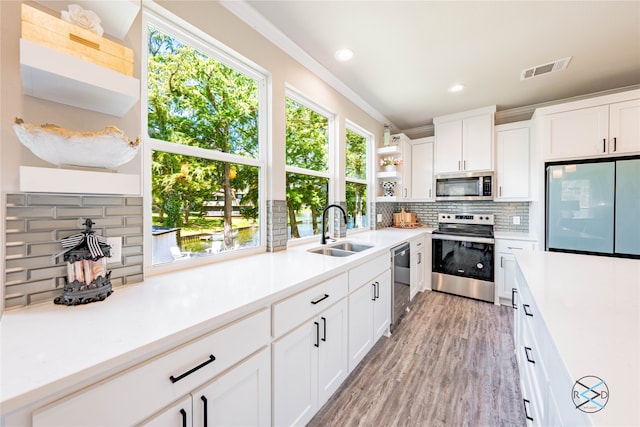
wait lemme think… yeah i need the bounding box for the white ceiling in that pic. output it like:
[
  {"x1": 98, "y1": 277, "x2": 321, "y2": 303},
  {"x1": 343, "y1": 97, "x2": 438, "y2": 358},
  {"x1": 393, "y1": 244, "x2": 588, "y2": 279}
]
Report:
[{"x1": 229, "y1": 1, "x2": 640, "y2": 133}]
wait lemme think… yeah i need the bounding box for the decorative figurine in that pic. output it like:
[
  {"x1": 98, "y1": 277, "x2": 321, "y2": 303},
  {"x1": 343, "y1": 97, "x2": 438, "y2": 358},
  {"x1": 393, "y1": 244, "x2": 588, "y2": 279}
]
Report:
[{"x1": 54, "y1": 219, "x2": 112, "y2": 305}]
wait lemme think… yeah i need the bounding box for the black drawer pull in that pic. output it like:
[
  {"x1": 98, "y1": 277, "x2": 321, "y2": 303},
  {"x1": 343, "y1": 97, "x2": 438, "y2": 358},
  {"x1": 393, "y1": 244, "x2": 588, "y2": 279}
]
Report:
[
  {"x1": 321, "y1": 316, "x2": 327, "y2": 342},
  {"x1": 311, "y1": 294, "x2": 329, "y2": 305},
  {"x1": 201, "y1": 395, "x2": 208, "y2": 427},
  {"x1": 180, "y1": 408, "x2": 187, "y2": 427},
  {"x1": 372, "y1": 283, "x2": 377, "y2": 301},
  {"x1": 314, "y1": 321, "x2": 320, "y2": 347},
  {"x1": 523, "y1": 304, "x2": 533, "y2": 317},
  {"x1": 511, "y1": 288, "x2": 518, "y2": 310},
  {"x1": 524, "y1": 346, "x2": 535, "y2": 364},
  {"x1": 170, "y1": 354, "x2": 216, "y2": 383},
  {"x1": 523, "y1": 399, "x2": 533, "y2": 421}
]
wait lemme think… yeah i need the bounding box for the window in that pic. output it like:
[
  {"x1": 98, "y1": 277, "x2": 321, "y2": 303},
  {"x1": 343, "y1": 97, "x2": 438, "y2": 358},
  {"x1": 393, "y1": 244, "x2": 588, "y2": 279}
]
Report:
[
  {"x1": 285, "y1": 93, "x2": 332, "y2": 240},
  {"x1": 145, "y1": 18, "x2": 265, "y2": 265},
  {"x1": 345, "y1": 124, "x2": 370, "y2": 230}
]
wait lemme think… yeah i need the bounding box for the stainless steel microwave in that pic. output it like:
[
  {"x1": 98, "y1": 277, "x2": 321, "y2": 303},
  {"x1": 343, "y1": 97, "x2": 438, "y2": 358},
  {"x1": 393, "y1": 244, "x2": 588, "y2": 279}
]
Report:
[{"x1": 435, "y1": 172, "x2": 494, "y2": 201}]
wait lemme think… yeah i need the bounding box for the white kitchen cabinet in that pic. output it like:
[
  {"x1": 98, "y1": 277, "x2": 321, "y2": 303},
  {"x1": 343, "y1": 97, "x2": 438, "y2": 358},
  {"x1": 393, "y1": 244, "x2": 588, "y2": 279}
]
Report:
[
  {"x1": 143, "y1": 348, "x2": 270, "y2": 426},
  {"x1": 410, "y1": 137, "x2": 434, "y2": 200},
  {"x1": 32, "y1": 309, "x2": 270, "y2": 427},
  {"x1": 376, "y1": 135, "x2": 412, "y2": 201},
  {"x1": 541, "y1": 97, "x2": 640, "y2": 160},
  {"x1": 495, "y1": 237, "x2": 537, "y2": 304},
  {"x1": 410, "y1": 236, "x2": 425, "y2": 299},
  {"x1": 272, "y1": 298, "x2": 348, "y2": 427},
  {"x1": 348, "y1": 269, "x2": 391, "y2": 372},
  {"x1": 434, "y1": 106, "x2": 496, "y2": 174},
  {"x1": 495, "y1": 122, "x2": 531, "y2": 201}
]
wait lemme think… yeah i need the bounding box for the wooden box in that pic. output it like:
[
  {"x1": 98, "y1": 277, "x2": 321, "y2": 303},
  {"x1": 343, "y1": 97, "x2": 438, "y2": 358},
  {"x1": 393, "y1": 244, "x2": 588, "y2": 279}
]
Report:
[{"x1": 21, "y1": 4, "x2": 134, "y2": 76}]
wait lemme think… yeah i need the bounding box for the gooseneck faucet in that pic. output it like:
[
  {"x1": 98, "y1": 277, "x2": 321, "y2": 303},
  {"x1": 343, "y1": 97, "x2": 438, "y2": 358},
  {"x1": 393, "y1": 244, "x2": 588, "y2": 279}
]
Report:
[{"x1": 321, "y1": 204, "x2": 348, "y2": 245}]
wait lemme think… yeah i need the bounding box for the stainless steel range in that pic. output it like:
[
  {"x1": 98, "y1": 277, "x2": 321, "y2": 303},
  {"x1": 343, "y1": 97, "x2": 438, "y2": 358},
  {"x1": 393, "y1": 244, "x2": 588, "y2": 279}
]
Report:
[{"x1": 432, "y1": 213, "x2": 495, "y2": 303}]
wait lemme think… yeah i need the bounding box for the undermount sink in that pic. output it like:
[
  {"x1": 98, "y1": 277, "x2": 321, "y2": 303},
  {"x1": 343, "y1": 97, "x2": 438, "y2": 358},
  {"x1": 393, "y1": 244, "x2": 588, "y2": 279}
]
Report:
[{"x1": 308, "y1": 241, "x2": 375, "y2": 257}]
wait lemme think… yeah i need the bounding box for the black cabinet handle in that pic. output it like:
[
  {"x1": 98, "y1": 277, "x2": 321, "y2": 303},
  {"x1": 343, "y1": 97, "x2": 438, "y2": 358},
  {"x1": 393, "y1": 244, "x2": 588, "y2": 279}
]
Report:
[
  {"x1": 321, "y1": 316, "x2": 327, "y2": 342},
  {"x1": 314, "y1": 321, "x2": 320, "y2": 347},
  {"x1": 371, "y1": 283, "x2": 377, "y2": 301},
  {"x1": 613, "y1": 137, "x2": 617, "y2": 152},
  {"x1": 311, "y1": 294, "x2": 329, "y2": 305},
  {"x1": 524, "y1": 346, "x2": 535, "y2": 364},
  {"x1": 523, "y1": 304, "x2": 533, "y2": 317},
  {"x1": 375, "y1": 281, "x2": 380, "y2": 299},
  {"x1": 180, "y1": 408, "x2": 187, "y2": 427},
  {"x1": 201, "y1": 396, "x2": 208, "y2": 427},
  {"x1": 603, "y1": 138, "x2": 606, "y2": 153},
  {"x1": 523, "y1": 399, "x2": 533, "y2": 421},
  {"x1": 511, "y1": 288, "x2": 518, "y2": 310},
  {"x1": 170, "y1": 355, "x2": 216, "y2": 383}
]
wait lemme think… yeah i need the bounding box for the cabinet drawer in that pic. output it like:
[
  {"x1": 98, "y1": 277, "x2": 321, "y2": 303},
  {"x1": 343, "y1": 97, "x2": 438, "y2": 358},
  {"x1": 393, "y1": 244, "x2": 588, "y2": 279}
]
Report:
[
  {"x1": 348, "y1": 253, "x2": 390, "y2": 292},
  {"x1": 272, "y1": 273, "x2": 347, "y2": 337},
  {"x1": 33, "y1": 308, "x2": 269, "y2": 426},
  {"x1": 495, "y1": 239, "x2": 536, "y2": 254}
]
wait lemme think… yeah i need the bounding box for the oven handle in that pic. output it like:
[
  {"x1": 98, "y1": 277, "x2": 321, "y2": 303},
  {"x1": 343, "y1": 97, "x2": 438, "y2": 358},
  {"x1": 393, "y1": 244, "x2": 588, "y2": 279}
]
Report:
[{"x1": 432, "y1": 234, "x2": 495, "y2": 244}]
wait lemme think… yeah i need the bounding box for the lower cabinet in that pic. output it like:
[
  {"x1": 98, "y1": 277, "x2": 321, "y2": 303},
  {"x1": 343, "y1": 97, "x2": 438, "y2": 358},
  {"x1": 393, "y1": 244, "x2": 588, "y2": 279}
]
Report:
[
  {"x1": 347, "y1": 269, "x2": 391, "y2": 372},
  {"x1": 272, "y1": 298, "x2": 348, "y2": 427},
  {"x1": 495, "y1": 238, "x2": 537, "y2": 303},
  {"x1": 143, "y1": 348, "x2": 271, "y2": 426},
  {"x1": 410, "y1": 236, "x2": 425, "y2": 299}
]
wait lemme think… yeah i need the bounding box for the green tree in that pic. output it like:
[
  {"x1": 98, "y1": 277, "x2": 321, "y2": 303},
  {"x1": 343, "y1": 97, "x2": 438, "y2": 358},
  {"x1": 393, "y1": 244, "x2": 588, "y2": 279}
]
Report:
[{"x1": 147, "y1": 27, "x2": 259, "y2": 248}]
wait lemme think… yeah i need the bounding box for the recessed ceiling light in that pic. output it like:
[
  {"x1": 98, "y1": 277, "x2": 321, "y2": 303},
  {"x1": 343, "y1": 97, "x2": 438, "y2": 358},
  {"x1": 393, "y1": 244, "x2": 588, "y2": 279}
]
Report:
[
  {"x1": 334, "y1": 48, "x2": 354, "y2": 62},
  {"x1": 448, "y1": 84, "x2": 465, "y2": 93}
]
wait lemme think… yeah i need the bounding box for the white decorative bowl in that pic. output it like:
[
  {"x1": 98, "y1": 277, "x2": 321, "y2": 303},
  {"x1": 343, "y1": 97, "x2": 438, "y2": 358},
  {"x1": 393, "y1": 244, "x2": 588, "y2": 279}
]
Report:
[{"x1": 13, "y1": 118, "x2": 140, "y2": 169}]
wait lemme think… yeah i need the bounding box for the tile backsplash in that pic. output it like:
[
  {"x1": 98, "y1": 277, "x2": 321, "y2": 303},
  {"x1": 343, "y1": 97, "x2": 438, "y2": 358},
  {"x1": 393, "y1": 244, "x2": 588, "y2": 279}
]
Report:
[
  {"x1": 377, "y1": 200, "x2": 530, "y2": 232},
  {"x1": 4, "y1": 193, "x2": 144, "y2": 309}
]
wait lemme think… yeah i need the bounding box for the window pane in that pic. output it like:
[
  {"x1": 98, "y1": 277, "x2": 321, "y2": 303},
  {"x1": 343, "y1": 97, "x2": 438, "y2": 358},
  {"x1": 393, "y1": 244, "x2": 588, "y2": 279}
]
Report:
[
  {"x1": 151, "y1": 151, "x2": 260, "y2": 264},
  {"x1": 346, "y1": 181, "x2": 368, "y2": 230},
  {"x1": 286, "y1": 172, "x2": 329, "y2": 240},
  {"x1": 285, "y1": 98, "x2": 329, "y2": 171},
  {"x1": 346, "y1": 129, "x2": 367, "y2": 180},
  {"x1": 147, "y1": 26, "x2": 259, "y2": 158}
]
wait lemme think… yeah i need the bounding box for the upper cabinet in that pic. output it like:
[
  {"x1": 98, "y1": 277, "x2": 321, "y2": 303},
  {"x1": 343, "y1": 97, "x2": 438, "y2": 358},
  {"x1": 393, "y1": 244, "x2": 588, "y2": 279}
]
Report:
[
  {"x1": 410, "y1": 136, "x2": 434, "y2": 201},
  {"x1": 495, "y1": 122, "x2": 531, "y2": 201},
  {"x1": 20, "y1": 2, "x2": 141, "y2": 117},
  {"x1": 538, "y1": 92, "x2": 640, "y2": 160},
  {"x1": 434, "y1": 105, "x2": 496, "y2": 174}
]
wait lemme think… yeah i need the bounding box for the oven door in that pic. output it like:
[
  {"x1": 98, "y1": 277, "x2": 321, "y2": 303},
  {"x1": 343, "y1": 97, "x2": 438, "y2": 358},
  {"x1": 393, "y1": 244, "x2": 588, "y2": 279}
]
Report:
[{"x1": 432, "y1": 234, "x2": 494, "y2": 282}]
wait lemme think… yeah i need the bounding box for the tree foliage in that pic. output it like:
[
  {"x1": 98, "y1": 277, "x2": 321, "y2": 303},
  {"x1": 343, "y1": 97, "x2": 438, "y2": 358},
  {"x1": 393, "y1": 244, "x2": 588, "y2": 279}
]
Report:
[{"x1": 147, "y1": 27, "x2": 260, "y2": 249}]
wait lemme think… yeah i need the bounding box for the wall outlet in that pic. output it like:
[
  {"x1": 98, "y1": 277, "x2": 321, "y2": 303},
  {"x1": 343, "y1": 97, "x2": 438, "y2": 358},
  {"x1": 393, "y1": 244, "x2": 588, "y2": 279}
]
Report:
[
  {"x1": 106, "y1": 237, "x2": 122, "y2": 264},
  {"x1": 377, "y1": 213, "x2": 382, "y2": 223},
  {"x1": 512, "y1": 216, "x2": 521, "y2": 225}
]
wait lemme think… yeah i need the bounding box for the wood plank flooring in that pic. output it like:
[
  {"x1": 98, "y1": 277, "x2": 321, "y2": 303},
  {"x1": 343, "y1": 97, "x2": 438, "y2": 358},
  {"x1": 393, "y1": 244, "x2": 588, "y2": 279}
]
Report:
[{"x1": 308, "y1": 290, "x2": 525, "y2": 427}]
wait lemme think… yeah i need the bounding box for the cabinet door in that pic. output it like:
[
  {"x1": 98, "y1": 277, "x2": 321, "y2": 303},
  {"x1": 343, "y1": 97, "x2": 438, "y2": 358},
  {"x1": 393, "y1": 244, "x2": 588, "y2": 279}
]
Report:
[
  {"x1": 410, "y1": 139, "x2": 434, "y2": 200},
  {"x1": 496, "y1": 253, "x2": 516, "y2": 301},
  {"x1": 142, "y1": 396, "x2": 192, "y2": 426},
  {"x1": 400, "y1": 139, "x2": 412, "y2": 199},
  {"x1": 434, "y1": 120, "x2": 463, "y2": 173},
  {"x1": 317, "y1": 299, "x2": 348, "y2": 407},
  {"x1": 272, "y1": 322, "x2": 317, "y2": 427},
  {"x1": 373, "y1": 270, "x2": 391, "y2": 342},
  {"x1": 543, "y1": 105, "x2": 609, "y2": 159},
  {"x1": 192, "y1": 348, "x2": 270, "y2": 427},
  {"x1": 410, "y1": 239, "x2": 425, "y2": 299},
  {"x1": 462, "y1": 114, "x2": 493, "y2": 171},
  {"x1": 496, "y1": 126, "x2": 530, "y2": 200},
  {"x1": 609, "y1": 99, "x2": 640, "y2": 154},
  {"x1": 347, "y1": 281, "x2": 375, "y2": 372}
]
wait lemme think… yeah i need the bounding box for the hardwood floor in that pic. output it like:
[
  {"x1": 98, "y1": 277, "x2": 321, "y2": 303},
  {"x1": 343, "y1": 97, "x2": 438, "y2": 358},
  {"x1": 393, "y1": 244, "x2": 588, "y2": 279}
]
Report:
[{"x1": 308, "y1": 290, "x2": 525, "y2": 427}]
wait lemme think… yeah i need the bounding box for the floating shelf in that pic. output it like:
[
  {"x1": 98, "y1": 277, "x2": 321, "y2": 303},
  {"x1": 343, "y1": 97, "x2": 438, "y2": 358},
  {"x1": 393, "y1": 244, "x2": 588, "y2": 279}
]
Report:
[
  {"x1": 376, "y1": 145, "x2": 401, "y2": 155},
  {"x1": 376, "y1": 171, "x2": 401, "y2": 180},
  {"x1": 20, "y1": 39, "x2": 140, "y2": 117},
  {"x1": 20, "y1": 166, "x2": 141, "y2": 195}
]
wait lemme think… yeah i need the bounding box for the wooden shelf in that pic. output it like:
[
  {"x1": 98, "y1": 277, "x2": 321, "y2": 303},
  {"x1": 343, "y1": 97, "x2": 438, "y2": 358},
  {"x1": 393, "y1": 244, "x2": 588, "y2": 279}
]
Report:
[{"x1": 20, "y1": 39, "x2": 140, "y2": 117}]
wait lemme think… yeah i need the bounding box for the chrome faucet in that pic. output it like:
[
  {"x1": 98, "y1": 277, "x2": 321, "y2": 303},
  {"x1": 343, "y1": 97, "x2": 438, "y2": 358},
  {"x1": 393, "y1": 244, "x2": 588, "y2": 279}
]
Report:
[{"x1": 321, "y1": 204, "x2": 347, "y2": 245}]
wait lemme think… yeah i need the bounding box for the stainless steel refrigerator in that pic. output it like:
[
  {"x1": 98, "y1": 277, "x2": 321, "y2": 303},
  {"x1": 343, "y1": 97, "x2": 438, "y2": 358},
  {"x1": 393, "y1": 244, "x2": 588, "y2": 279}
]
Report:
[{"x1": 546, "y1": 156, "x2": 640, "y2": 257}]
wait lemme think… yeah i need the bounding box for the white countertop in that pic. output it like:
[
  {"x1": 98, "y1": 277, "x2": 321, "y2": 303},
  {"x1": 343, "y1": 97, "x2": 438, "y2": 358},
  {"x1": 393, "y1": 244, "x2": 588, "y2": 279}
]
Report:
[
  {"x1": 514, "y1": 251, "x2": 640, "y2": 426},
  {"x1": 0, "y1": 228, "x2": 431, "y2": 416}
]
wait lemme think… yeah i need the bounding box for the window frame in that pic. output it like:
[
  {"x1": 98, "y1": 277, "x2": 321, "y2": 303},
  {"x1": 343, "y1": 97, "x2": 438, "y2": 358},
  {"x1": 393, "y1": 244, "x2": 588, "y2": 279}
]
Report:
[
  {"x1": 284, "y1": 87, "x2": 336, "y2": 244},
  {"x1": 142, "y1": 7, "x2": 269, "y2": 274},
  {"x1": 345, "y1": 120, "x2": 373, "y2": 233}
]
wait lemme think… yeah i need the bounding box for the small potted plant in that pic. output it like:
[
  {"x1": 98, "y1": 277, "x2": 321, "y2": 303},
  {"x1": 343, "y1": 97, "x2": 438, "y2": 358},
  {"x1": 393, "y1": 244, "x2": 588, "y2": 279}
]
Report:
[{"x1": 380, "y1": 157, "x2": 403, "y2": 172}]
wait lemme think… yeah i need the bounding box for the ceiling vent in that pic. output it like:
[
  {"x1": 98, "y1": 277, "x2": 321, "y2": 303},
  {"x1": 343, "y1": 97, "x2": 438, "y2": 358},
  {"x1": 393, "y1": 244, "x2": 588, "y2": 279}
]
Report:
[{"x1": 521, "y1": 56, "x2": 572, "y2": 80}]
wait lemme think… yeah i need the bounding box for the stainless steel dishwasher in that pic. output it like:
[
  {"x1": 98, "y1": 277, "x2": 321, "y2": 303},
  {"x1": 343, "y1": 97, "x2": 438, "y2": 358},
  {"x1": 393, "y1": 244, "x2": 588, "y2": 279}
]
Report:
[{"x1": 391, "y1": 242, "x2": 410, "y2": 332}]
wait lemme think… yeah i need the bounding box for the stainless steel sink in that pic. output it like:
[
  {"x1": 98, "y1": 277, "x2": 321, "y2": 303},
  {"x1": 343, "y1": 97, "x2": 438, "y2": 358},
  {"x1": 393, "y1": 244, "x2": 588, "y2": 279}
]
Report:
[
  {"x1": 308, "y1": 241, "x2": 375, "y2": 257},
  {"x1": 308, "y1": 247, "x2": 354, "y2": 257},
  {"x1": 329, "y1": 242, "x2": 375, "y2": 252}
]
